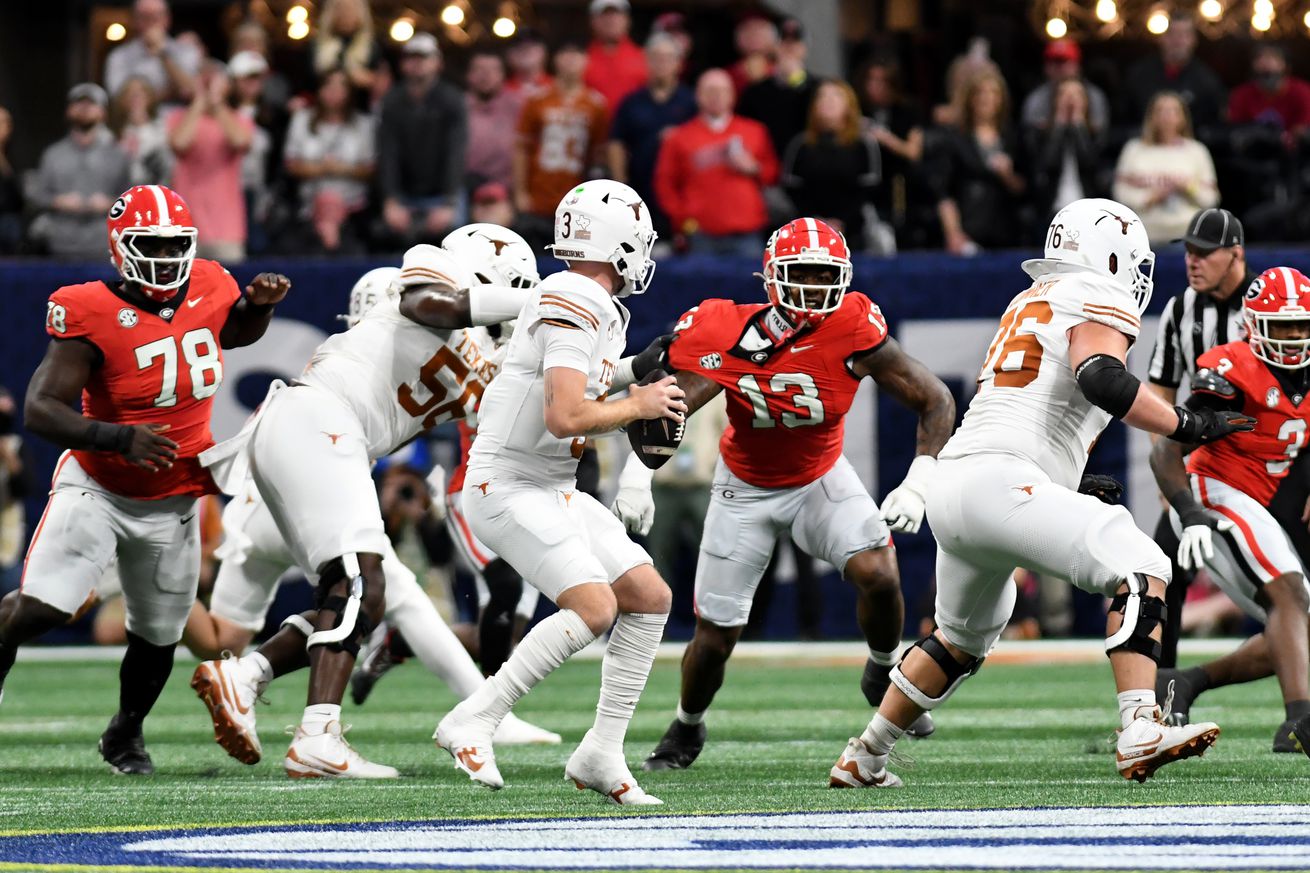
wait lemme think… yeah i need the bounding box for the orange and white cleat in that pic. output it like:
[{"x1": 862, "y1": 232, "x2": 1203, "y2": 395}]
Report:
[
  {"x1": 191, "y1": 656, "x2": 263, "y2": 765},
  {"x1": 283, "y1": 721, "x2": 399, "y2": 779},
  {"x1": 565, "y1": 730, "x2": 662, "y2": 806},
  {"x1": 829, "y1": 737, "x2": 904, "y2": 789},
  {"x1": 434, "y1": 706, "x2": 504, "y2": 790},
  {"x1": 1116, "y1": 716, "x2": 1219, "y2": 782}
]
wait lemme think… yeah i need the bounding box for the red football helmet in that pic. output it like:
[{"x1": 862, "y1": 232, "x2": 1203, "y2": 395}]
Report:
[
  {"x1": 106, "y1": 185, "x2": 198, "y2": 301},
  {"x1": 761, "y1": 218, "x2": 853, "y2": 326},
  {"x1": 1244, "y1": 266, "x2": 1310, "y2": 369}
]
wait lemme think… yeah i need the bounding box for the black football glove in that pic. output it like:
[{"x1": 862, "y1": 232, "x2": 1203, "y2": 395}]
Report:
[
  {"x1": 631, "y1": 334, "x2": 676, "y2": 381},
  {"x1": 1078, "y1": 473, "x2": 1123, "y2": 505},
  {"x1": 1169, "y1": 407, "x2": 1256, "y2": 445}
]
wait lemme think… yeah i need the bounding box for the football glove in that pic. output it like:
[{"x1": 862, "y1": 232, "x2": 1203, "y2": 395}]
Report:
[
  {"x1": 1176, "y1": 505, "x2": 1233, "y2": 571},
  {"x1": 1078, "y1": 473, "x2": 1123, "y2": 505},
  {"x1": 612, "y1": 454, "x2": 656, "y2": 536},
  {"x1": 1170, "y1": 407, "x2": 1256, "y2": 445},
  {"x1": 881, "y1": 455, "x2": 936, "y2": 534}
]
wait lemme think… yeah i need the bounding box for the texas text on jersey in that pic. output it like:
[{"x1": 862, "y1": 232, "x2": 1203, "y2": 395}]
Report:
[
  {"x1": 668, "y1": 292, "x2": 887, "y2": 489},
  {"x1": 45, "y1": 258, "x2": 242, "y2": 499}
]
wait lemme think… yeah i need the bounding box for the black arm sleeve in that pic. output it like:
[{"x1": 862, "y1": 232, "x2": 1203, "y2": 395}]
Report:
[{"x1": 1074, "y1": 354, "x2": 1140, "y2": 419}]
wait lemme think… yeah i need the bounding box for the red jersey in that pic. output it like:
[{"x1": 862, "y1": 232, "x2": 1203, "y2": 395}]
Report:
[
  {"x1": 669, "y1": 293, "x2": 888, "y2": 489},
  {"x1": 447, "y1": 419, "x2": 477, "y2": 494},
  {"x1": 45, "y1": 259, "x2": 242, "y2": 500},
  {"x1": 1186, "y1": 340, "x2": 1310, "y2": 503}
]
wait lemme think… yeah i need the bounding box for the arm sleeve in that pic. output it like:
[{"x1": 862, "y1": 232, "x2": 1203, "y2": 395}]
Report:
[
  {"x1": 533, "y1": 319, "x2": 595, "y2": 374},
  {"x1": 1147, "y1": 296, "x2": 1185, "y2": 387}
]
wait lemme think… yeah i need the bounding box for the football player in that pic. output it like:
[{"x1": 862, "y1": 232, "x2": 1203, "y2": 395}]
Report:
[
  {"x1": 192, "y1": 226, "x2": 542, "y2": 779},
  {"x1": 0, "y1": 185, "x2": 289, "y2": 774},
  {"x1": 637, "y1": 217, "x2": 955, "y2": 772},
  {"x1": 435, "y1": 180, "x2": 684, "y2": 805},
  {"x1": 828, "y1": 198, "x2": 1254, "y2": 788},
  {"x1": 1150, "y1": 266, "x2": 1310, "y2": 755}
]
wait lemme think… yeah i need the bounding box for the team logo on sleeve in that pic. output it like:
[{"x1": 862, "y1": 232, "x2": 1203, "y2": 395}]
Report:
[
  {"x1": 117, "y1": 308, "x2": 138, "y2": 328},
  {"x1": 700, "y1": 353, "x2": 722, "y2": 370}
]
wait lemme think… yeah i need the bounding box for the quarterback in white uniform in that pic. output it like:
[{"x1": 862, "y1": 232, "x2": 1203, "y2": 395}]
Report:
[
  {"x1": 829, "y1": 198, "x2": 1254, "y2": 788},
  {"x1": 194, "y1": 226, "x2": 543, "y2": 779},
  {"x1": 435, "y1": 181, "x2": 685, "y2": 805}
]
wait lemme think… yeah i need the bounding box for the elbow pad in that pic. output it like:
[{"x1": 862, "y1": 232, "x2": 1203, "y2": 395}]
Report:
[{"x1": 1074, "y1": 354, "x2": 1140, "y2": 419}]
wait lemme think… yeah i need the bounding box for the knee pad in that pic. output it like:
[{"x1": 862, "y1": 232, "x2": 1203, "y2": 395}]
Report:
[
  {"x1": 1105, "y1": 573, "x2": 1166, "y2": 662},
  {"x1": 483, "y1": 560, "x2": 523, "y2": 613},
  {"x1": 889, "y1": 632, "x2": 984, "y2": 711},
  {"x1": 306, "y1": 555, "x2": 372, "y2": 657}
]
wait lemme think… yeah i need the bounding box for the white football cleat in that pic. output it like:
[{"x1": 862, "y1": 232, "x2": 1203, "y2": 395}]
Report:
[
  {"x1": 434, "y1": 707, "x2": 504, "y2": 790},
  {"x1": 495, "y1": 712, "x2": 562, "y2": 745},
  {"x1": 1116, "y1": 715, "x2": 1219, "y2": 782},
  {"x1": 283, "y1": 721, "x2": 399, "y2": 779},
  {"x1": 565, "y1": 730, "x2": 662, "y2": 806},
  {"x1": 829, "y1": 737, "x2": 904, "y2": 788},
  {"x1": 191, "y1": 657, "x2": 262, "y2": 765}
]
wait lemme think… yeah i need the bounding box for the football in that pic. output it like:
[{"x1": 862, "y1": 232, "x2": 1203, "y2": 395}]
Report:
[{"x1": 626, "y1": 368, "x2": 685, "y2": 470}]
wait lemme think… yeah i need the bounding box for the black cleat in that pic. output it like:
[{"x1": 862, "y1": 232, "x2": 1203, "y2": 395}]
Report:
[
  {"x1": 1273, "y1": 719, "x2": 1302, "y2": 753},
  {"x1": 99, "y1": 715, "x2": 154, "y2": 775},
  {"x1": 1292, "y1": 714, "x2": 1310, "y2": 758},
  {"x1": 642, "y1": 719, "x2": 707, "y2": 771},
  {"x1": 350, "y1": 630, "x2": 404, "y2": 706},
  {"x1": 1156, "y1": 669, "x2": 1194, "y2": 726}
]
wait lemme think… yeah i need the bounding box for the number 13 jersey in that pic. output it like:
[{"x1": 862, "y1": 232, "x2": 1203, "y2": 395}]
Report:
[{"x1": 939, "y1": 272, "x2": 1142, "y2": 489}]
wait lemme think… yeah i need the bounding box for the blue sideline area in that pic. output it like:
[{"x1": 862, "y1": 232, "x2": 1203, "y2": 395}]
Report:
[{"x1": 1, "y1": 247, "x2": 1301, "y2": 641}]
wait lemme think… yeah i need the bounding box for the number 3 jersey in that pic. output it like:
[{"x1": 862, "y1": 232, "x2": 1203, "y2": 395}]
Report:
[
  {"x1": 45, "y1": 258, "x2": 242, "y2": 499},
  {"x1": 1185, "y1": 340, "x2": 1309, "y2": 503},
  {"x1": 668, "y1": 292, "x2": 888, "y2": 489},
  {"x1": 938, "y1": 272, "x2": 1142, "y2": 490}
]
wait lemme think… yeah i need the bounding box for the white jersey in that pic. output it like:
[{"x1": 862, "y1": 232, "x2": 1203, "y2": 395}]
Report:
[
  {"x1": 297, "y1": 249, "x2": 501, "y2": 460},
  {"x1": 469, "y1": 271, "x2": 629, "y2": 484},
  {"x1": 939, "y1": 271, "x2": 1142, "y2": 489}
]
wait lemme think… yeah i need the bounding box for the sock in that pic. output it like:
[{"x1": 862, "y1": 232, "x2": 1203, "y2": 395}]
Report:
[
  {"x1": 592, "y1": 612, "x2": 669, "y2": 748},
  {"x1": 245, "y1": 652, "x2": 274, "y2": 691},
  {"x1": 676, "y1": 703, "x2": 705, "y2": 725},
  {"x1": 1285, "y1": 699, "x2": 1310, "y2": 721},
  {"x1": 860, "y1": 713, "x2": 904, "y2": 757},
  {"x1": 869, "y1": 648, "x2": 897, "y2": 666},
  {"x1": 463, "y1": 609, "x2": 595, "y2": 727},
  {"x1": 389, "y1": 591, "x2": 485, "y2": 699},
  {"x1": 117, "y1": 633, "x2": 177, "y2": 730},
  {"x1": 1118, "y1": 689, "x2": 1157, "y2": 729},
  {"x1": 1182, "y1": 665, "x2": 1211, "y2": 694},
  {"x1": 301, "y1": 703, "x2": 340, "y2": 734}
]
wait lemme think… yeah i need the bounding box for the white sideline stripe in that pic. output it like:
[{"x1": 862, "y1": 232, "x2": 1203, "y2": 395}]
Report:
[{"x1": 13, "y1": 637, "x2": 1253, "y2": 664}]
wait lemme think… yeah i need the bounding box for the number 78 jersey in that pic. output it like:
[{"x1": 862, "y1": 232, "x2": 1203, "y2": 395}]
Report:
[{"x1": 938, "y1": 272, "x2": 1143, "y2": 489}]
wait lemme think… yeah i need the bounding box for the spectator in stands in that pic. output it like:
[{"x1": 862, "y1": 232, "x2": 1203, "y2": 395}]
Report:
[
  {"x1": 585, "y1": 0, "x2": 647, "y2": 111},
  {"x1": 0, "y1": 107, "x2": 19, "y2": 254},
  {"x1": 934, "y1": 37, "x2": 1002, "y2": 127},
  {"x1": 469, "y1": 180, "x2": 516, "y2": 229},
  {"x1": 514, "y1": 42, "x2": 608, "y2": 248},
  {"x1": 111, "y1": 77, "x2": 172, "y2": 185},
  {"x1": 730, "y1": 14, "x2": 778, "y2": 95},
  {"x1": 230, "y1": 19, "x2": 292, "y2": 123},
  {"x1": 654, "y1": 68, "x2": 778, "y2": 256},
  {"x1": 285, "y1": 67, "x2": 376, "y2": 253},
  {"x1": 738, "y1": 17, "x2": 818, "y2": 161},
  {"x1": 1020, "y1": 39, "x2": 1110, "y2": 133},
  {"x1": 28, "y1": 84, "x2": 130, "y2": 259},
  {"x1": 378, "y1": 33, "x2": 467, "y2": 245},
  {"x1": 229, "y1": 52, "x2": 273, "y2": 254},
  {"x1": 313, "y1": 0, "x2": 381, "y2": 96},
  {"x1": 859, "y1": 58, "x2": 924, "y2": 247},
  {"x1": 167, "y1": 61, "x2": 253, "y2": 261},
  {"x1": 505, "y1": 29, "x2": 552, "y2": 101},
  {"x1": 607, "y1": 33, "x2": 696, "y2": 237},
  {"x1": 1228, "y1": 44, "x2": 1310, "y2": 139},
  {"x1": 1113, "y1": 91, "x2": 1218, "y2": 245},
  {"x1": 782, "y1": 80, "x2": 881, "y2": 249},
  {"x1": 934, "y1": 70, "x2": 1026, "y2": 255},
  {"x1": 651, "y1": 11, "x2": 692, "y2": 72},
  {"x1": 465, "y1": 49, "x2": 519, "y2": 190},
  {"x1": 104, "y1": 0, "x2": 202, "y2": 105},
  {"x1": 1028, "y1": 78, "x2": 1105, "y2": 221},
  {"x1": 1123, "y1": 12, "x2": 1225, "y2": 130}
]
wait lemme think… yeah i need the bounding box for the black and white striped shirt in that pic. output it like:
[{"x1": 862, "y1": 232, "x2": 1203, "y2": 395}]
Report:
[{"x1": 1147, "y1": 271, "x2": 1256, "y2": 389}]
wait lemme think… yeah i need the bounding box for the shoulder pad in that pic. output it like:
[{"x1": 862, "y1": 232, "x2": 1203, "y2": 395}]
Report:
[
  {"x1": 1191, "y1": 367, "x2": 1238, "y2": 399},
  {"x1": 397, "y1": 244, "x2": 475, "y2": 291}
]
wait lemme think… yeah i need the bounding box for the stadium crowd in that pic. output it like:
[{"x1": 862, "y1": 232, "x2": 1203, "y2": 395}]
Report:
[{"x1": 7, "y1": 0, "x2": 1310, "y2": 262}]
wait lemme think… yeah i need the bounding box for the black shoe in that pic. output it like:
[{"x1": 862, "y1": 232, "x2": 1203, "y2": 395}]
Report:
[
  {"x1": 1273, "y1": 718, "x2": 1302, "y2": 753},
  {"x1": 860, "y1": 657, "x2": 892, "y2": 709},
  {"x1": 1292, "y1": 714, "x2": 1310, "y2": 758},
  {"x1": 642, "y1": 719, "x2": 707, "y2": 771},
  {"x1": 99, "y1": 715, "x2": 153, "y2": 775},
  {"x1": 1157, "y1": 669, "x2": 1193, "y2": 727},
  {"x1": 350, "y1": 631, "x2": 402, "y2": 706}
]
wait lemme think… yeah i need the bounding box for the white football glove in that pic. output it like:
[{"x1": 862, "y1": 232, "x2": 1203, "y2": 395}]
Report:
[
  {"x1": 425, "y1": 463, "x2": 448, "y2": 522},
  {"x1": 612, "y1": 454, "x2": 656, "y2": 536},
  {"x1": 880, "y1": 455, "x2": 936, "y2": 534},
  {"x1": 1177, "y1": 515, "x2": 1233, "y2": 571}
]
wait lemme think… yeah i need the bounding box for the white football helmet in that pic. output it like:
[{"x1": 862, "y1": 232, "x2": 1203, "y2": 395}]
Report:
[
  {"x1": 548, "y1": 180, "x2": 657, "y2": 297},
  {"x1": 441, "y1": 224, "x2": 540, "y2": 290},
  {"x1": 341, "y1": 267, "x2": 400, "y2": 328},
  {"x1": 1023, "y1": 197, "x2": 1156, "y2": 313}
]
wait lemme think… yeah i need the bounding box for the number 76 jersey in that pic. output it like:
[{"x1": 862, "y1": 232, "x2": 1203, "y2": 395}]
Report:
[{"x1": 938, "y1": 272, "x2": 1142, "y2": 490}]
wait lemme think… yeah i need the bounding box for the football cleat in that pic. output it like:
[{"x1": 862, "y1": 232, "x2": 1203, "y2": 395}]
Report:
[
  {"x1": 283, "y1": 721, "x2": 399, "y2": 779},
  {"x1": 905, "y1": 711, "x2": 936, "y2": 739},
  {"x1": 494, "y1": 712, "x2": 562, "y2": 745},
  {"x1": 349, "y1": 625, "x2": 405, "y2": 706},
  {"x1": 1154, "y1": 669, "x2": 1193, "y2": 726},
  {"x1": 1115, "y1": 716, "x2": 1219, "y2": 782},
  {"x1": 829, "y1": 737, "x2": 904, "y2": 789},
  {"x1": 641, "y1": 718, "x2": 706, "y2": 771},
  {"x1": 1273, "y1": 718, "x2": 1309, "y2": 754},
  {"x1": 434, "y1": 707, "x2": 504, "y2": 790},
  {"x1": 1292, "y1": 714, "x2": 1310, "y2": 757},
  {"x1": 99, "y1": 715, "x2": 154, "y2": 776},
  {"x1": 566, "y1": 730, "x2": 662, "y2": 805},
  {"x1": 191, "y1": 656, "x2": 263, "y2": 764}
]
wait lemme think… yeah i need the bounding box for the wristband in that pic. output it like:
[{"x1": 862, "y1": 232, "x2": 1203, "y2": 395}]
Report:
[{"x1": 88, "y1": 421, "x2": 132, "y2": 453}]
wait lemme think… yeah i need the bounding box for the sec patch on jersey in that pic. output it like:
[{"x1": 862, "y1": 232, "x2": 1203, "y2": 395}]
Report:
[{"x1": 626, "y1": 369, "x2": 683, "y2": 469}]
